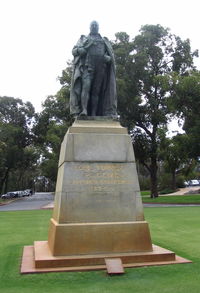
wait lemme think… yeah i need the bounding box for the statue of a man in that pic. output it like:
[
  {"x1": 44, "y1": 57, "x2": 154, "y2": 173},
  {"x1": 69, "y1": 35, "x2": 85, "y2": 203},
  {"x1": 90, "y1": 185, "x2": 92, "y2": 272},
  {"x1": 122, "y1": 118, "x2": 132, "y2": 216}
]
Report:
[{"x1": 70, "y1": 21, "x2": 117, "y2": 117}]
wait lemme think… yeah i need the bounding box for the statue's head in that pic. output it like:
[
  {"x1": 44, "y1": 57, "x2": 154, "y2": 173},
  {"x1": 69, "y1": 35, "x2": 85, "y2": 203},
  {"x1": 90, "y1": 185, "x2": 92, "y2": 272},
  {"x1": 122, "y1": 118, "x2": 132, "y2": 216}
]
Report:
[{"x1": 90, "y1": 21, "x2": 99, "y2": 34}]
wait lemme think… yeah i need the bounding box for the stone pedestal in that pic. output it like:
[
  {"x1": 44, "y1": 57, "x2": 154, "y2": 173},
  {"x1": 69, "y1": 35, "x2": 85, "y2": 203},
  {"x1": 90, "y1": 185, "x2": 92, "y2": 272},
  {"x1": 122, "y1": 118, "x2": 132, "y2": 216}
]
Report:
[
  {"x1": 21, "y1": 118, "x2": 191, "y2": 273},
  {"x1": 48, "y1": 118, "x2": 152, "y2": 256}
]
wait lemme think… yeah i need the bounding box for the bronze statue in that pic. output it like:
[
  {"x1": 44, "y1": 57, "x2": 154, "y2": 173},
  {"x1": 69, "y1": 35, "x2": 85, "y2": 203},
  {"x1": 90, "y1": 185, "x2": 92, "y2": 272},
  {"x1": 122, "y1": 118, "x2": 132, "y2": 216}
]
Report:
[{"x1": 70, "y1": 21, "x2": 117, "y2": 117}]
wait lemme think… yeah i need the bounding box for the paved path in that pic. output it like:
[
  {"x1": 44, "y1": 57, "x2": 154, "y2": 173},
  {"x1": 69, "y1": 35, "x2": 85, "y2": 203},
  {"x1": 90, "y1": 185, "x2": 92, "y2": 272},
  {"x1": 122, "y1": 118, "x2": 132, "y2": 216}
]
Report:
[
  {"x1": 1, "y1": 189, "x2": 200, "y2": 211},
  {"x1": 142, "y1": 186, "x2": 200, "y2": 198},
  {"x1": 163, "y1": 186, "x2": 200, "y2": 196},
  {"x1": 0, "y1": 192, "x2": 54, "y2": 211}
]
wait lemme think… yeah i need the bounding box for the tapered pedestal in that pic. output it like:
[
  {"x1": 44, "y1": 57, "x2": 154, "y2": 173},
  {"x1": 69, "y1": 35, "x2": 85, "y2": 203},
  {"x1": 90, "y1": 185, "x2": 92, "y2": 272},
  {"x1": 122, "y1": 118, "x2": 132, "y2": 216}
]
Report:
[
  {"x1": 48, "y1": 118, "x2": 152, "y2": 256},
  {"x1": 21, "y1": 118, "x2": 191, "y2": 273}
]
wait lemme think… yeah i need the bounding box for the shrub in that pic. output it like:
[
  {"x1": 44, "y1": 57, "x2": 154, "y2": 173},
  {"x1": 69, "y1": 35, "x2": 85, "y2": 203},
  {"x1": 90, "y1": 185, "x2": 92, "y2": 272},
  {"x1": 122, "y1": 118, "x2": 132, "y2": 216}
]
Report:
[{"x1": 138, "y1": 176, "x2": 150, "y2": 190}]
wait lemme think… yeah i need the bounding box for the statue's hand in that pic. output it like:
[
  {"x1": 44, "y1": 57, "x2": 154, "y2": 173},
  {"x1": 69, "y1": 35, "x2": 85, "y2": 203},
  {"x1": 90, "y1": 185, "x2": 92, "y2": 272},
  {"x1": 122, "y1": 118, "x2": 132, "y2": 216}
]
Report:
[
  {"x1": 78, "y1": 47, "x2": 87, "y2": 56},
  {"x1": 104, "y1": 55, "x2": 111, "y2": 63}
]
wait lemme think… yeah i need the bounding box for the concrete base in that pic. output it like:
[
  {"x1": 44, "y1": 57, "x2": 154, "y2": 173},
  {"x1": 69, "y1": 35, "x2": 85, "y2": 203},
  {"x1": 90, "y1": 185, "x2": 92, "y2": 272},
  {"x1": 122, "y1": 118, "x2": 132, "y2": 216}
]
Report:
[
  {"x1": 48, "y1": 218, "x2": 153, "y2": 256},
  {"x1": 21, "y1": 119, "x2": 192, "y2": 274},
  {"x1": 20, "y1": 242, "x2": 191, "y2": 274}
]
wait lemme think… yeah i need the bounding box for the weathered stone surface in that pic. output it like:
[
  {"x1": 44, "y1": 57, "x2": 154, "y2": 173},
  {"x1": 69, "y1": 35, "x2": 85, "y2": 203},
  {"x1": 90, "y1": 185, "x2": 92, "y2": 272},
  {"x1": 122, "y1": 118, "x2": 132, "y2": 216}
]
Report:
[
  {"x1": 68, "y1": 118, "x2": 127, "y2": 134},
  {"x1": 48, "y1": 119, "x2": 151, "y2": 257},
  {"x1": 58, "y1": 133, "x2": 135, "y2": 165},
  {"x1": 21, "y1": 243, "x2": 192, "y2": 273},
  {"x1": 58, "y1": 119, "x2": 134, "y2": 165},
  {"x1": 48, "y1": 219, "x2": 152, "y2": 256},
  {"x1": 53, "y1": 162, "x2": 142, "y2": 223},
  {"x1": 105, "y1": 258, "x2": 125, "y2": 275},
  {"x1": 21, "y1": 118, "x2": 185, "y2": 272}
]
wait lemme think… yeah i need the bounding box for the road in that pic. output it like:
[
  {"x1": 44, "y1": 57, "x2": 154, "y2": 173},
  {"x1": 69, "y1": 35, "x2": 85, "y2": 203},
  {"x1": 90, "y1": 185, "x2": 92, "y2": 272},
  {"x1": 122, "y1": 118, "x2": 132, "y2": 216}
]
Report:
[
  {"x1": 1, "y1": 189, "x2": 200, "y2": 212},
  {"x1": 0, "y1": 192, "x2": 54, "y2": 211}
]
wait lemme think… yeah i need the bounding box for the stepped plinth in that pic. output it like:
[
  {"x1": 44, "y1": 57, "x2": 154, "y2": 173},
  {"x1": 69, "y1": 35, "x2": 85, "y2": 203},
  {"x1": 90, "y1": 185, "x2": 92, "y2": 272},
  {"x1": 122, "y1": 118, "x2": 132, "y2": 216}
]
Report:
[{"x1": 21, "y1": 118, "x2": 191, "y2": 273}]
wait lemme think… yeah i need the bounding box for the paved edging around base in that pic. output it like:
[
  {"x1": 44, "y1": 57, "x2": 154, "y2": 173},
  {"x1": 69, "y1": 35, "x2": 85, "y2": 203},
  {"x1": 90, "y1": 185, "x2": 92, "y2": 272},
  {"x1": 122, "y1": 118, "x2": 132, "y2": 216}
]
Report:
[{"x1": 20, "y1": 243, "x2": 192, "y2": 274}]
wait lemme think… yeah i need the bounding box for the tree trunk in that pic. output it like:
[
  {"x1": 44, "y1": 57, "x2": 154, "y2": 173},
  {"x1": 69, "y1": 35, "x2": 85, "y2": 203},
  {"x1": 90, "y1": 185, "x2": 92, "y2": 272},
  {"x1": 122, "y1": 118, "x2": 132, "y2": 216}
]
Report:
[
  {"x1": 171, "y1": 170, "x2": 176, "y2": 190},
  {"x1": 1, "y1": 168, "x2": 10, "y2": 194},
  {"x1": 4, "y1": 173, "x2": 9, "y2": 194},
  {"x1": 150, "y1": 157, "x2": 158, "y2": 198},
  {"x1": 17, "y1": 171, "x2": 24, "y2": 190}
]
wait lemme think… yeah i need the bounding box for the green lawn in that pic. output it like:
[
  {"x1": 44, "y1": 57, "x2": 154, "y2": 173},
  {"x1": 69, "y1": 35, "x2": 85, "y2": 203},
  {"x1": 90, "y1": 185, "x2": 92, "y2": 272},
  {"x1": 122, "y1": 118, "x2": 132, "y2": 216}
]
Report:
[
  {"x1": 141, "y1": 191, "x2": 151, "y2": 196},
  {"x1": 142, "y1": 194, "x2": 200, "y2": 204},
  {"x1": 1, "y1": 207, "x2": 200, "y2": 293}
]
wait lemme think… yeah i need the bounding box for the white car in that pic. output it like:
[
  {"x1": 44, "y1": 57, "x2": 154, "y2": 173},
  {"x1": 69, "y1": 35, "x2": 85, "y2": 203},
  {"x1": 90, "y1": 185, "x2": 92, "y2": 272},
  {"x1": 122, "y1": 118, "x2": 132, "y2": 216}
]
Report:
[
  {"x1": 189, "y1": 180, "x2": 199, "y2": 186},
  {"x1": 184, "y1": 181, "x2": 189, "y2": 187},
  {"x1": 1, "y1": 192, "x2": 16, "y2": 199}
]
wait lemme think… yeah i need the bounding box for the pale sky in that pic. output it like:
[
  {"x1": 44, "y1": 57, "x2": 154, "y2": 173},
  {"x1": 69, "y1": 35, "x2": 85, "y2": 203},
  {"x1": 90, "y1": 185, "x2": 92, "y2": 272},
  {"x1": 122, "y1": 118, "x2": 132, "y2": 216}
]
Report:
[{"x1": 0, "y1": 0, "x2": 199, "y2": 127}]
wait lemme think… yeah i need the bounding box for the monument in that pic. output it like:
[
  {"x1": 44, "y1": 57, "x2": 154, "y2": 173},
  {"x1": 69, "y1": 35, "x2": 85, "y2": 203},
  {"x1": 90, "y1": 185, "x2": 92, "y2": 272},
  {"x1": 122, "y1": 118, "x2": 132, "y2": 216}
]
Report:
[
  {"x1": 70, "y1": 20, "x2": 117, "y2": 117},
  {"x1": 21, "y1": 21, "x2": 190, "y2": 273}
]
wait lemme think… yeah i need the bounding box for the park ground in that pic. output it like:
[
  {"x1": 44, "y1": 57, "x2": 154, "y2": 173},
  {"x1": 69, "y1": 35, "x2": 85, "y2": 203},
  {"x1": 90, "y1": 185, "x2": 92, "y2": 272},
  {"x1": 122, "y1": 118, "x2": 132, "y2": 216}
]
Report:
[{"x1": 0, "y1": 191, "x2": 200, "y2": 292}]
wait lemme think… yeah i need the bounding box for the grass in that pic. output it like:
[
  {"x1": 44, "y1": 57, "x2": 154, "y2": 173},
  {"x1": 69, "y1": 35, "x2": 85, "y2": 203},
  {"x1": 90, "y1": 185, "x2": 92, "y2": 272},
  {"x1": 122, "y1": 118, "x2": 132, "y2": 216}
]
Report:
[
  {"x1": 142, "y1": 194, "x2": 200, "y2": 204},
  {"x1": 1, "y1": 207, "x2": 200, "y2": 292},
  {"x1": 0, "y1": 198, "x2": 12, "y2": 204},
  {"x1": 0, "y1": 196, "x2": 22, "y2": 205},
  {"x1": 141, "y1": 191, "x2": 151, "y2": 196}
]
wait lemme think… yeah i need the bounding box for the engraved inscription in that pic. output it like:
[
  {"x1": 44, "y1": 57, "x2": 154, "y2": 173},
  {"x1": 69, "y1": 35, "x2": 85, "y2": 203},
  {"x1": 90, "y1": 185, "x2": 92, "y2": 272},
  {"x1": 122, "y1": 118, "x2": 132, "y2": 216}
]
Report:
[
  {"x1": 70, "y1": 163, "x2": 133, "y2": 192},
  {"x1": 92, "y1": 186, "x2": 114, "y2": 192},
  {"x1": 74, "y1": 164, "x2": 123, "y2": 171},
  {"x1": 71, "y1": 179, "x2": 132, "y2": 185}
]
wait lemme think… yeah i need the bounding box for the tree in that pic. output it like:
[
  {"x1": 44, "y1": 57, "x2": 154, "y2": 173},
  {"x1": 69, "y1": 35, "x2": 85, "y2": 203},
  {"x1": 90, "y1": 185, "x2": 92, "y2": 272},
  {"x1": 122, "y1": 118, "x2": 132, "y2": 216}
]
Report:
[
  {"x1": 112, "y1": 32, "x2": 138, "y2": 130},
  {"x1": 160, "y1": 134, "x2": 193, "y2": 189},
  {"x1": 33, "y1": 74, "x2": 73, "y2": 186},
  {"x1": 171, "y1": 71, "x2": 200, "y2": 159},
  {"x1": 113, "y1": 24, "x2": 198, "y2": 197},
  {"x1": 0, "y1": 96, "x2": 36, "y2": 194}
]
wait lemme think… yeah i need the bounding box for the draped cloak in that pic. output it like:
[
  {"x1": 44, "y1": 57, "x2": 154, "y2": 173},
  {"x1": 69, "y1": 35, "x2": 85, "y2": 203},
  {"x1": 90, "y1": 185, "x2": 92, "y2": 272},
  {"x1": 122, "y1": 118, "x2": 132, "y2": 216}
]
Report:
[{"x1": 70, "y1": 34, "x2": 117, "y2": 116}]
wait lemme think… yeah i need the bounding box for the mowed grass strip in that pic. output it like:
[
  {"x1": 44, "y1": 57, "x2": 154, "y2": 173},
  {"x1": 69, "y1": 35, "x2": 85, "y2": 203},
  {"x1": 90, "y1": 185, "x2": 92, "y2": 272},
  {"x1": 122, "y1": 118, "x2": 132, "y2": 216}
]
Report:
[
  {"x1": 0, "y1": 207, "x2": 200, "y2": 293},
  {"x1": 142, "y1": 194, "x2": 200, "y2": 204}
]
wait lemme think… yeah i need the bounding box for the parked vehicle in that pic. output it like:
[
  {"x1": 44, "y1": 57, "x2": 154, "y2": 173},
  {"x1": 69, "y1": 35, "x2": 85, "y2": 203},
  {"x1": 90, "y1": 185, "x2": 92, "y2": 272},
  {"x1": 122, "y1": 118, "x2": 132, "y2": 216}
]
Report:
[
  {"x1": 189, "y1": 180, "x2": 199, "y2": 186},
  {"x1": 184, "y1": 181, "x2": 189, "y2": 187},
  {"x1": 24, "y1": 189, "x2": 33, "y2": 196},
  {"x1": 1, "y1": 189, "x2": 33, "y2": 199},
  {"x1": 12, "y1": 191, "x2": 20, "y2": 198},
  {"x1": 16, "y1": 190, "x2": 29, "y2": 197},
  {"x1": 1, "y1": 192, "x2": 16, "y2": 199}
]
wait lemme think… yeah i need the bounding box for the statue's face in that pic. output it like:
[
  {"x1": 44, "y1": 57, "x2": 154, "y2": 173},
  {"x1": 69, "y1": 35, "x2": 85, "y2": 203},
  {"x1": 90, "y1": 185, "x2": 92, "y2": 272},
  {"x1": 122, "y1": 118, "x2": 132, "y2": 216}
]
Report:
[{"x1": 90, "y1": 21, "x2": 99, "y2": 34}]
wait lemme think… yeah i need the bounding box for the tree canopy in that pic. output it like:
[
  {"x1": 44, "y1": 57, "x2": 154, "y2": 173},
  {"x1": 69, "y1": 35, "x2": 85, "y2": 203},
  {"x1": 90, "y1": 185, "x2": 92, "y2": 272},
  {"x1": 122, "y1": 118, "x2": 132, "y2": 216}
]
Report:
[
  {"x1": 113, "y1": 24, "x2": 198, "y2": 197},
  {"x1": 0, "y1": 96, "x2": 37, "y2": 193}
]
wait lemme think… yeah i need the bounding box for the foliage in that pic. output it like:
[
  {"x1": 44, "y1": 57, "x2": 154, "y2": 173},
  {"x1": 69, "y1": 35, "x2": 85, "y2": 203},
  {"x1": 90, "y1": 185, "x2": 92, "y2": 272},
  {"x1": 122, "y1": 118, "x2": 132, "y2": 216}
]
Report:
[
  {"x1": 159, "y1": 134, "x2": 194, "y2": 189},
  {"x1": 158, "y1": 173, "x2": 173, "y2": 191},
  {"x1": 171, "y1": 71, "x2": 200, "y2": 158},
  {"x1": 112, "y1": 32, "x2": 137, "y2": 130},
  {"x1": 159, "y1": 188, "x2": 177, "y2": 194},
  {"x1": 139, "y1": 176, "x2": 151, "y2": 191},
  {"x1": 7, "y1": 146, "x2": 40, "y2": 191},
  {"x1": 176, "y1": 175, "x2": 186, "y2": 188},
  {"x1": 113, "y1": 24, "x2": 198, "y2": 197},
  {"x1": 33, "y1": 78, "x2": 73, "y2": 186},
  {"x1": 0, "y1": 96, "x2": 37, "y2": 194}
]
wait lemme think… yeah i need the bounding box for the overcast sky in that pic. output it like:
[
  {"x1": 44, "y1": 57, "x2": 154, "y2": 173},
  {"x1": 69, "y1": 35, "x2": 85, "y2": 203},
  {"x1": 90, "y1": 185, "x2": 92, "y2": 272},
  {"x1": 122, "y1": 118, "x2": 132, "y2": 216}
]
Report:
[{"x1": 0, "y1": 0, "x2": 199, "y2": 121}]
